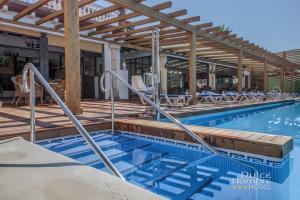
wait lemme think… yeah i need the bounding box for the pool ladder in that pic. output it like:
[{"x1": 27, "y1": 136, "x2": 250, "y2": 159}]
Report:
[
  {"x1": 100, "y1": 70, "x2": 258, "y2": 177},
  {"x1": 22, "y1": 63, "x2": 125, "y2": 180},
  {"x1": 100, "y1": 70, "x2": 218, "y2": 154},
  {"x1": 23, "y1": 63, "x2": 256, "y2": 183}
]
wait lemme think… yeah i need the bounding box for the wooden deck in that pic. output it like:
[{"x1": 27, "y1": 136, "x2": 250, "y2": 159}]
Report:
[
  {"x1": 0, "y1": 101, "x2": 146, "y2": 140},
  {"x1": 116, "y1": 119, "x2": 293, "y2": 159},
  {"x1": 0, "y1": 99, "x2": 294, "y2": 158}
]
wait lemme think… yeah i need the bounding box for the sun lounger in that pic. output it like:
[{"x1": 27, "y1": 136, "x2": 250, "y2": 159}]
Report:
[
  {"x1": 222, "y1": 91, "x2": 239, "y2": 103},
  {"x1": 197, "y1": 91, "x2": 223, "y2": 104},
  {"x1": 161, "y1": 94, "x2": 193, "y2": 107},
  {"x1": 131, "y1": 75, "x2": 154, "y2": 105}
]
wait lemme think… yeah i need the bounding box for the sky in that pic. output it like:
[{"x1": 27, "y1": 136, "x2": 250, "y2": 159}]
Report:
[{"x1": 98, "y1": 0, "x2": 300, "y2": 53}]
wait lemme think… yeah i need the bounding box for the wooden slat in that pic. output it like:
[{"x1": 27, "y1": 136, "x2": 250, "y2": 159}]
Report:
[
  {"x1": 35, "y1": 0, "x2": 95, "y2": 25},
  {"x1": 14, "y1": 0, "x2": 51, "y2": 21},
  {"x1": 107, "y1": 0, "x2": 195, "y2": 32},
  {"x1": 136, "y1": 36, "x2": 190, "y2": 46},
  {"x1": 80, "y1": 1, "x2": 176, "y2": 31},
  {"x1": 128, "y1": 31, "x2": 187, "y2": 44},
  {"x1": 91, "y1": 13, "x2": 196, "y2": 37},
  {"x1": 103, "y1": 15, "x2": 199, "y2": 39},
  {"x1": 195, "y1": 22, "x2": 213, "y2": 29},
  {"x1": 89, "y1": 17, "x2": 156, "y2": 36},
  {"x1": 116, "y1": 27, "x2": 184, "y2": 42}
]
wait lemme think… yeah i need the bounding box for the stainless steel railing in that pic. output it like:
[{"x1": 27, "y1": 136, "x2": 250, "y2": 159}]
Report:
[
  {"x1": 100, "y1": 70, "x2": 218, "y2": 154},
  {"x1": 22, "y1": 63, "x2": 125, "y2": 180},
  {"x1": 100, "y1": 70, "x2": 258, "y2": 176}
]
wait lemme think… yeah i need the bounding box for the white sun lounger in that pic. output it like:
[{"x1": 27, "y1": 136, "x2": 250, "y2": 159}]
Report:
[{"x1": 131, "y1": 75, "x2": 154, "y2": 105}]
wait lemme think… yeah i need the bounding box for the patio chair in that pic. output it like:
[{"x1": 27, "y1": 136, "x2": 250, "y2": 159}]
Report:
[
  {"x1": 222, "y1": 91, "x2": 239, "y2": 103},
  {"x1": 162, "y1": 94, "x2": 193, "y2": 107},
  {"x1": 50, "y1": 79, "x2": 65, "y2": 104},
  {"x1": 197, "y1": 91, "x2": 223, "y2": 104},
  {"x1": 11, "y1": 75, "x2": 43, "y2": 106},
  {"x1": 131, "y1": 75, "x2": 154, "y2": 105}
]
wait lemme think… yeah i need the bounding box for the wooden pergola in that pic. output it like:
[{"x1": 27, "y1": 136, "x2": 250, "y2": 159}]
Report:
[{"x1": 0, "y1": 0, "x2": 299, "y2": 113}]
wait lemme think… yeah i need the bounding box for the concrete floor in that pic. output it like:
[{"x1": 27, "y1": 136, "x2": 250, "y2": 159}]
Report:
[{"x1": 0, "y1": 137, "x2": 165, "y2": 200}]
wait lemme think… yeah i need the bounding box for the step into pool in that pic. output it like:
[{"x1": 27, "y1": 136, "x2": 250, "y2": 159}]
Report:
[{"x1": 38, "y1": 131, "x2": 290, "y2": 200}]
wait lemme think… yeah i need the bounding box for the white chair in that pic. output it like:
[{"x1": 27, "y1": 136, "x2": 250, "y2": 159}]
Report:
[{"x1": 131, "y1": 75, "x2": 154, "y2": 105}]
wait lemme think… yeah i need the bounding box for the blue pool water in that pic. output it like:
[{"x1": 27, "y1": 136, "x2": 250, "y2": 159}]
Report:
[
  {"x1": 179, "y1": 101, "x2": 300, "y2": 200},
  {"x1": 40, "y1": 130, "x2": 290, "y2": 200}
]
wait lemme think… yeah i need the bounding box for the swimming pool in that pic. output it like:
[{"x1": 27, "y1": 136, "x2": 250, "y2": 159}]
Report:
[
  {"x1": 179, "y1": 101, "x2": 300, "y2": 200},
  {"x1": 39, "y1": 130, "x2": 289, "y2": 200}
]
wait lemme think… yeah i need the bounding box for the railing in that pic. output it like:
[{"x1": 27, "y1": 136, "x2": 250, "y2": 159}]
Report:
[
  {"x1": 22, "y1": 63, "x2": 125, "y2": 180},
  {"x1": 100, "y1": 70, "x2": 258, "y2": 177},
  {"x1": 100, "y1": 70, "x2": 218, "y2": 154}
]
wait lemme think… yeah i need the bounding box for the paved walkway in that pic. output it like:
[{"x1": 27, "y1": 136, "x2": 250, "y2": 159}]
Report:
[{"x1": 0, "y1": 137, "x2": 164, "y2": 200}]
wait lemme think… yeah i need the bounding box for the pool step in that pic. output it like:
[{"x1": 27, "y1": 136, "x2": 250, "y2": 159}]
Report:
[{"x1": 40, "y1": 132, "x2": 256, "y2": 200}]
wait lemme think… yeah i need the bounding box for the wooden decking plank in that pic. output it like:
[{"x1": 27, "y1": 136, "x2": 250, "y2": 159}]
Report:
[{"x1": 116, "y1": 118, "x2": 293, "y2": 158}]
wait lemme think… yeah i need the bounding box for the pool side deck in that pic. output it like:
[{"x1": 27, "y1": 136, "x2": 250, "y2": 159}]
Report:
[
  {"x1": 0, "y1": 99, "x2": 291, "y2": 140},
  {"x1": 0, "y1": 99, "x2": 294, "y2": 159},
  {"x1": 0, "y1": 137, "x2": 165, "y2": 200},
  {"x1": 116, "y1": 119, "x2": 293, "y2": 159}
]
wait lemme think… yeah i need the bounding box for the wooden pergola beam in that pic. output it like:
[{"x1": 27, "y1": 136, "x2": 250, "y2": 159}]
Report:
[
  {"x1": 35, "y1": 0, "x2": 95, "y2": 25},
  {"x1": 89, "y1": 17, "x2": 157, "y2": 36},
  {"x1": 107, "y1": 0, "x2": 194, "y2": 32},
  {"x1": 14, "y1": 0, "x2": 51, "y2": 21},
  {"x1": 128, "y1": 31, "x2": 188, "y2": 44},
  {"x1": 103, "y1": 15, "x2": 198, "y2": 39},
  {"x1": 115, "y1": 26, "x2": 185, "y2": 42},
  {"x1": 80, "y1": 1, "x2": 176, "y2": 31},
  {"x1": 195, "y1": 22, "x2": 213, "y2": 29},
  {"x1": 138, "y1": 36, "x2": 190, "y2": 46}
]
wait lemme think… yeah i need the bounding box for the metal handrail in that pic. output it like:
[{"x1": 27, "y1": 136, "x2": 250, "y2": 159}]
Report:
[
  {"x1": 100, "y1": 70, "x2": 218, "y2": 154},
  {"x1": 100, "y1": 70, "x2": 258, "y2": 178},
  {"x1": 22, "y1": 63, "x2": 125, "y2": 180}
]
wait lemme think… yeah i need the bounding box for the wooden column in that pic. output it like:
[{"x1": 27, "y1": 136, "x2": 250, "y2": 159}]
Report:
[
  {"x1": 237, "y1": 49, "x2": 243, "y2": 94},
  {"x1": 39, "y1": 33, "x2": 49, "y2": 81},
  {"x1": 292, "y1": 71, "x2": 296, "y2": 93},
  {"x1": 280, "y1": 66, "x2": 285, "y2": 93},
  {"x1": 64, "y1": 0, "x2": 82, "y2": 114},
  {"x1": 280, "y1": 52, "x2": 286, "y2": 93},
  {"x1": 263, "y1": 60, "x2": 268, "y2": 93},
  {"x1": 189, "y1": 31, "x2": 197, "y2": 103}
]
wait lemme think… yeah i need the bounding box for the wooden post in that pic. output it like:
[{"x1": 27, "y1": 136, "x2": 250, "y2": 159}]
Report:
[
  {"x1": 39, "y1": 33, "x2": 49, "y2": 81},
  {"x1": 189, "y1": 30, "x2": 197, "y2": 103},
  {"x1": 280, "y1": 52, "x2": 286, "y2": 93},
  {"x1": 237, "y1": 49, "x2": 243, "y2": 94},
  {"x1": 292, "y1": 71, "x2": 296, "y2": 93},
  {"x1": 64, "y1": 0, "x2": 82, "y2": 114},
  {"x1": 263, "y1": 60, "x2": 268, "y2": 93},
  {"x1": 280, "y1": 66, "x2": 285, "y2": 93}
]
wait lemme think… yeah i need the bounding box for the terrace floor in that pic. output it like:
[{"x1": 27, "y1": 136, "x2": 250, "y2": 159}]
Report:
[{"x1": 0, "y1": 99, "x2": 292, "y2": 141}]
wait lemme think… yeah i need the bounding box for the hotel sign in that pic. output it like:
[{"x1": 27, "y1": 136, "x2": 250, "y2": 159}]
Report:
[{"x1": 21, "y1": 0, "x2": 121, "y2": 23}]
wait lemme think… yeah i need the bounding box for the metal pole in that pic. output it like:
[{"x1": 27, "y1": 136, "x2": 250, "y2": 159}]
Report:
[
  {"x1": 30, "y1": 70, "x2": 35, "y2": 143},
  {"x1": 110, "y1": 74, "x2": 115, "y2": 133},
  {"x1": 100, "y1": 70, "x2": 257, "y2": 175},
  {"x1": 23, "y1": 63, "x2": 125, "y2": 180},
  {"x1": 152, "y1": 28, "x2": 160, "y2": 120}
]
